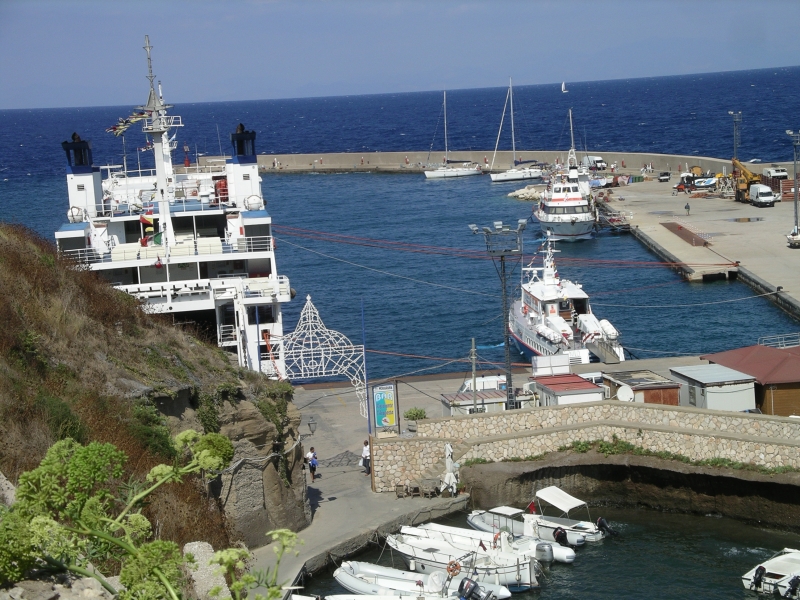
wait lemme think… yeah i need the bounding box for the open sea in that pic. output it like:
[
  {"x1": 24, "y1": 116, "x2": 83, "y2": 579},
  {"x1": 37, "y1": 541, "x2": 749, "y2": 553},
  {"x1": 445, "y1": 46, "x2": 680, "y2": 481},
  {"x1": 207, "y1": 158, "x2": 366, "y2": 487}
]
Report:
[{"x1": 2, "y1": 67, "x2": 800, "y2": 595}]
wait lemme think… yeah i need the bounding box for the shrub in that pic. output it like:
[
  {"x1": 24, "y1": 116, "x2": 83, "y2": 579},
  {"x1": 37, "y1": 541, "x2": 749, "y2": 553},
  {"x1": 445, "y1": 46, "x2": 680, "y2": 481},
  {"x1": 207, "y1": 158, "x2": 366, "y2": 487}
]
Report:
[{"x1": 403, "y1": 407, "x2": 427, "y2": 421}]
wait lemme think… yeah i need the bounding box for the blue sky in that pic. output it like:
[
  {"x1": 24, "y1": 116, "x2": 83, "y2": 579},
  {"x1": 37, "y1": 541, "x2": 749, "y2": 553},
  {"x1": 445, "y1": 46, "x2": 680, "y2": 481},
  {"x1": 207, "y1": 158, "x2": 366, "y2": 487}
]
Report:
[{"x1": 2, "y1": 0, "x2": 799, "y2": 109}]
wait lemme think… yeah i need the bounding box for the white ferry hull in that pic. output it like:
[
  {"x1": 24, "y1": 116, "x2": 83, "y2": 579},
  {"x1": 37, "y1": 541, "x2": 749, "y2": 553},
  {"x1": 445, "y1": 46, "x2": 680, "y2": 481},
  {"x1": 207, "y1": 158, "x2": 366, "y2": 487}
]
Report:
[
  {"x1": 425, "y1": 166, "x2": 482, "y2": 179},
  {"x1": 490, "y1": 168, "x2": 542, "y2": 182},
  {"x1": 538, "y1": 218, "x2": 595, "y2": 241}
]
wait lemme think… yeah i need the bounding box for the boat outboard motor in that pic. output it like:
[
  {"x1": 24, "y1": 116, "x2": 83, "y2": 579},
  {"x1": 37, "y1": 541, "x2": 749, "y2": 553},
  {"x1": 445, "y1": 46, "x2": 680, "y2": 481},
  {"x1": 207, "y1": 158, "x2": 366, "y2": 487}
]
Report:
[
  {"x1": 751, "y1": 565, "x2": 766, "y2": 590},
  {"x1": 457, "y1": 578, "x2": 491, "y2": 600},
  {"x1": 552, "y1": 527, "x2": 570, "y2": 547},
  {"x1": 596, "y1": 516, "x2": 618, "y2": 536},
  {"x1": 784, "y1": 575, "x2": 800, "y2": 598},
  {"x1": 534, "y1": 542, "x2": 554, "y2": 564}
]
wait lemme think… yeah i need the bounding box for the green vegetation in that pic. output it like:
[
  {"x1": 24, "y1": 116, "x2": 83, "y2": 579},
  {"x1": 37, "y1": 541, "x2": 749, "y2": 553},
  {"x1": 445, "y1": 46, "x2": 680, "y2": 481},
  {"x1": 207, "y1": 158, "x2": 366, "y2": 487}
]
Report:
[
  {"x1": 461, "y1": 457, "x2": 491, "y2": 467},
  {"x1": 253, "y1": 380, "x2": 295, "y2": 488},
  {"x1": 0, "y1": 431, "x2": 296, "y2": 598},
  {"x1": 403, "y1": 407, "x2": 427, "y2": 421}
]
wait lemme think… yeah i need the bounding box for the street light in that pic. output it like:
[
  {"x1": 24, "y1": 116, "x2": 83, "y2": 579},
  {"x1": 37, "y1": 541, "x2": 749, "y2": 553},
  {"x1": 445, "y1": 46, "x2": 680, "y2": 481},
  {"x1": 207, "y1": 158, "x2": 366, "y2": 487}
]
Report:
[
  {"x1": 296, "y1": 416, "x2": 317, "y2": 442},
  {"x1": 786, "y1": 130, "x2": 800, "y2": 243},
  {"x1": 469, "y1": 219, "x2": 527, "y2": 410},
  {"x1": 728, "y1": 111, "x2": 742, "y2": 160}
]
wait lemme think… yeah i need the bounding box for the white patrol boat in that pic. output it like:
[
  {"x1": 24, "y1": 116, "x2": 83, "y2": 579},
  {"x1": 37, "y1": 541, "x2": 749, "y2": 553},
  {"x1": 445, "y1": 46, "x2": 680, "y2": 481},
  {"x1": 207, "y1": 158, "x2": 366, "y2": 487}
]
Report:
[
  {"x1": 509, "y1": 236, "x2": 625, "y2": 365},
  {"x1": 53, "y1": 36, "x2": 292, "y2": 378}
]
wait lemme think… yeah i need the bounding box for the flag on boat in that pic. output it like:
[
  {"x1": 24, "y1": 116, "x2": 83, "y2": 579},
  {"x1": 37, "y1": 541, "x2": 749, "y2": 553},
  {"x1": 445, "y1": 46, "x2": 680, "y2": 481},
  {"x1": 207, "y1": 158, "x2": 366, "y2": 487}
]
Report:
[
  {"x1": 526, "y1": 500, "x2": 537, "y2": 513},
  {"x1": 479, "y1": 540, "x2": 487, "y2": 550},
  {"x1": 139, "y1": 232, "x2": 163, "y2": 247},
  {"x1": 140, "y1": 214, "x2": 154, "y2": 225}
]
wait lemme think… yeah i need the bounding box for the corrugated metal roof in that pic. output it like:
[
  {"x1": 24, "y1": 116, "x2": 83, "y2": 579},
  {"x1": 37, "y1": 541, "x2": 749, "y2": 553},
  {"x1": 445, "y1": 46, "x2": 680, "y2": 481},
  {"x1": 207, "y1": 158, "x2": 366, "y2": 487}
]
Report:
[
  {"x1": 669, "y1": 364, "x2": 755, "y2": 385},
  {"x1": 604, "y1": 369, "x2": 680, "y2": 389},
  {"x1": 701, "y1": 345, "x2": 800, "y2": 385},
  {"x1": 441, "y1": 390, "x2": 508, "y2": 402},
  {"x1": 534, "y1": 374, "x2": 601, "y2": 393}
]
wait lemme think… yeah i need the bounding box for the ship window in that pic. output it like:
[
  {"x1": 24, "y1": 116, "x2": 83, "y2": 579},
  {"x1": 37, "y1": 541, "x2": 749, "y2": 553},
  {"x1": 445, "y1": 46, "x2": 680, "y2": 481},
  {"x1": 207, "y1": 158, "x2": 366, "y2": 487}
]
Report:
[
  {"x1": 559, "y1": 300, "x2": 571, "y2": 311},
  {"x1": 553, "y1": 187, "x2": 561, "y2": 193},
  {"x1": 243, "y1": 174, "x2": 250, "y2": 181},
  {"x1": 77, "y1": 184, "x2": 85, "y2": 191},
  {"x1": 247, "y1": 305, "x2": 274, "y2": 324},
  {"x1": 572, "y1": 186, "x2": 579, "y2": 192}
]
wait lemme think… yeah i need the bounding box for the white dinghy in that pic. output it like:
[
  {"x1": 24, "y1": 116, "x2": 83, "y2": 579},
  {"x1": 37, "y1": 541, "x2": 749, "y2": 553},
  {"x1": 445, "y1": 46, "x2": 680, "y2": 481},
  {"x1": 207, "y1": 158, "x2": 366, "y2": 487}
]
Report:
[
  {"x1": 386, "y1": 534, "x2": 540, "y2": 592},
  {"x1": 528, "y1": 486, "x2": 616, "y2": 543},
  {"x1": 742, "y1": 548, "x2": 800, "y2": 596},
  {"x1": 295, "y1": 578, "x2": 498, "y2": 600},
  {"x1": 467, "y1": 505, "x2": 588, "y2": 549},
  {"x1": 419, "y1": 518, "x2": 575, "y2": 564},
  {"x1": 333, "y1": 561, "x2": 511, "y2": 599}
]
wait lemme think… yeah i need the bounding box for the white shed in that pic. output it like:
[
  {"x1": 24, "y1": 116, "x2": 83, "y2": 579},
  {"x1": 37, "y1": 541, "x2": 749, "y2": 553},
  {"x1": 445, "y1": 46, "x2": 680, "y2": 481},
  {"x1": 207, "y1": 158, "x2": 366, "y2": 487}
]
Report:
[{"x1": 669, "y1": 364, "x2": 756, "y2": 412}]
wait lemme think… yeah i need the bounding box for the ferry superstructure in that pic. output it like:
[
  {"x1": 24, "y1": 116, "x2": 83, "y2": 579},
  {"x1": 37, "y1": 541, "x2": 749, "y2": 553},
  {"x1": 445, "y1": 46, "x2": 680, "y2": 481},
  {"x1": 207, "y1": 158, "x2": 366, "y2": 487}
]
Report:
[
  {"x1": 535, "y1": 110, "x2": 596, "y2": 241},
  {"x1": 509, "y1": 238, "x2": 625, "y2": 365},
  {"x1": 54, "y1": 37, "x2": 291, "y2": 377}
]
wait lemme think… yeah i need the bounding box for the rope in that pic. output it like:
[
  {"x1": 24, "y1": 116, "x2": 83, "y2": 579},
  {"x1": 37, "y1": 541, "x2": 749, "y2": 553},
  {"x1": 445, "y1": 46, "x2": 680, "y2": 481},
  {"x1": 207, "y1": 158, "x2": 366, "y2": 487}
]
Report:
[{"x1": 591, "y1": 290, "x2": 779, "y2": 308}]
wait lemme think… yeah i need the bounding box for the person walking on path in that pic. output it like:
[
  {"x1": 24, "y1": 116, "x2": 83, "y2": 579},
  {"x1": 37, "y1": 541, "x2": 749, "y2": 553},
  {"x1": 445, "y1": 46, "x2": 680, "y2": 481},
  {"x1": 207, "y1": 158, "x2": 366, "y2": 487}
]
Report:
[
  {"x1": 306, "y1": 447, "x2": 318, "y2": 482},
  {"x1": 685, "y1": 202, "x2": 691, "y2": 215},
  {"x1": 361, "y1": 440, "x2": 371, "y2": 476}
]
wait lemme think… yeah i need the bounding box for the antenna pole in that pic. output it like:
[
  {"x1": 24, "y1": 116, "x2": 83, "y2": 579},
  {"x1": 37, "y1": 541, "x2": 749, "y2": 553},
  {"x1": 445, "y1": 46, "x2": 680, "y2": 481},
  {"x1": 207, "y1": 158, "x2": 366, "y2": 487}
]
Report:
[{"x1": 471, "y1": 338, "x2": 477, "y2": 412}]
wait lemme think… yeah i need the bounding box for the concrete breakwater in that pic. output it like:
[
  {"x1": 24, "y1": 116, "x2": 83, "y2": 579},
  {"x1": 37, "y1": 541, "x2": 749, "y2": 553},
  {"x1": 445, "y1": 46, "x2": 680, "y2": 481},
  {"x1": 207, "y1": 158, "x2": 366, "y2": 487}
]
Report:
[
  {"x1": 460, "y1": 453, "x2": 800, "y2": 531},
  {"x1": 198, "y1": 150, "x2": 785, "y2": 175},
  {"x1": 371, "y1": 401, "x2": 800, "y2": 493}
]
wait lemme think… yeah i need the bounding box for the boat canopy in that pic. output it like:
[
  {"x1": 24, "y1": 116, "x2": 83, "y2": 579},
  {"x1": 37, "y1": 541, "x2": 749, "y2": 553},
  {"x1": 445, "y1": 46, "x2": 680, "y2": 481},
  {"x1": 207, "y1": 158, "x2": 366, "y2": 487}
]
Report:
[
  {"x1": 488, "y1": 506, "x2": 524, "y2": 517},
  {"x1": 535, "y1": 486, "x2": 587, "y2": 513}
]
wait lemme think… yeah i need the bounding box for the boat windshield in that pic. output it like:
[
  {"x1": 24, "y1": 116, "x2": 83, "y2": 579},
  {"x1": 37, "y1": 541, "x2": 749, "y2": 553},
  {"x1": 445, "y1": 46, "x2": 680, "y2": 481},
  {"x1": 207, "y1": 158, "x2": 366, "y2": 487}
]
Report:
[{"x1": 541, "y1": 205, "x2": 591, "y2": 214}]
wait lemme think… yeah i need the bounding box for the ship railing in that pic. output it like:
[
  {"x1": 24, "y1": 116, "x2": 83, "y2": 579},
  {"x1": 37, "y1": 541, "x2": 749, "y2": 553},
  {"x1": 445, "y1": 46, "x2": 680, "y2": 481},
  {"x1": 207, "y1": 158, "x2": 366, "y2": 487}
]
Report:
[
  {"x1": 142, "y1": 115, "x2": 183, "y2": 132},
  {"x1": 758, "y1": 332, "x2": 800, "y2": 349},
  {"x1": 243, "y1": 275, "x2": 290, "y2": 298},
  {"x1": 61, "y1": 248, "x2": 103, "y2": 264},
  {"x1": 109, "y1": 200, "x2": 230, "y2": 217},
  {"x1": 218, "y1": 324, "x2": 237, "y2": 344}
]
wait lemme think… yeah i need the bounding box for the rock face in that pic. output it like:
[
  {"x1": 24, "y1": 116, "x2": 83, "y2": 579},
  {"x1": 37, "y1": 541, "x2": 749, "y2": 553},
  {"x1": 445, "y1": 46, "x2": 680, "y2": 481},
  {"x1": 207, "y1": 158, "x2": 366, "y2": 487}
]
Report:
[
  {"x1": 0, "y1": 577, "x2": 114, "y2": 600},
  {"x1": 184, "y1": 541, "x2": 231, "y2": 599},
  {"x1": 216, "y1": 402, "x2": 311, "y2": 547},
  {"x1": 461, "y1": 450, "x2": 800, "y2": 531},
  {"x1": 0, "y1": 470, "x2": 15, "y2": 506}
]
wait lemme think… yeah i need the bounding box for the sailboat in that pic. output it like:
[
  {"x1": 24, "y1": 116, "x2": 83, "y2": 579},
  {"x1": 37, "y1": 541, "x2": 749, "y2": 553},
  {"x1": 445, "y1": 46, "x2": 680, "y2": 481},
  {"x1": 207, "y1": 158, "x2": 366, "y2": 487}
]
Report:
[
  {"x1": 424, "y1": 91, "x2": 482, "y2": 179},
  {"x1": 489, "y1": 78, "x2": 543, "y2": 183},
  {"x1": 561, "y1": 82, "x2": 568, "y2": 93}
]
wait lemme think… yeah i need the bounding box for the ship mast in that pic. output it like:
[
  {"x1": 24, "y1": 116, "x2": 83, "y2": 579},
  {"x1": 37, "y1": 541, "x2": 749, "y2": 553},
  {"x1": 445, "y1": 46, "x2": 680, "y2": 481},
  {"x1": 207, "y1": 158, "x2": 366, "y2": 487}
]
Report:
[
  {"x1": 138, "y1": 35, "x2": 179, "y2": 247},
  {"x1": 567, "y1": 109, "x2": 578, "y2": 168}
]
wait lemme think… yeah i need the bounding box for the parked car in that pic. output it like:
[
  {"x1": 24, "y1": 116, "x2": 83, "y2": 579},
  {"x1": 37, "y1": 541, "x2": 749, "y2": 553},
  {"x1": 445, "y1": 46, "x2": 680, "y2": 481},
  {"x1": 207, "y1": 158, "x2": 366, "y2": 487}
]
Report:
[{"x1": 658, "y1": 172, "x2": 671, "y2": 182}]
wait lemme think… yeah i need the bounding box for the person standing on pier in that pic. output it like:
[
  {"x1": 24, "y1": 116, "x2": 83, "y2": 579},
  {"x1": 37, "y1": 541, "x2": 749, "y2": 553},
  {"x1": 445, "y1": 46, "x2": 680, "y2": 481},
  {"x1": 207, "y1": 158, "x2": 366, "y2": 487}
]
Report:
[
  {"x1": 306, "y1": 447, "x2": 318, "y2": 482},
  {"x1": 685, "y1": 202, "x2": 691, "y2": 215},
  {"x1": 361, "y1": 440, "x2": 371, "y2": 476}
]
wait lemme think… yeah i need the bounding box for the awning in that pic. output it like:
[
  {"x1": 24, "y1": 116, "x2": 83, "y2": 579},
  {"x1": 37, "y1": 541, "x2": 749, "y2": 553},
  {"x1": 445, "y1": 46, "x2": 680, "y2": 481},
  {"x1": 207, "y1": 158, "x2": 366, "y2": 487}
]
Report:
[
  {"x1": 535, "y1": 486, "x2": 587, "y2": 513},
  {"x1": 488, "y1": 506, "x2": 524, "y2": 517}
]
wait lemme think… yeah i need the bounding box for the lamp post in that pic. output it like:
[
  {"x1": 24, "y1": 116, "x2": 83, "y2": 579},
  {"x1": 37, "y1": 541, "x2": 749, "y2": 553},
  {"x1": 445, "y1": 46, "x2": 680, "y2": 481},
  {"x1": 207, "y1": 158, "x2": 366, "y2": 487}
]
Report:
[
  {"x1": 469, "y1": 219, "x2": 527, "y2": 410},
  {"x1": 787, "y1": 130, "x2": 800, "y2": 240},
  {"x1": 298, "y1": 416, "x2": 317, "y2": 442},
  {"x1": 728, "y1": 111, "x2": 742, "y2": 160}
]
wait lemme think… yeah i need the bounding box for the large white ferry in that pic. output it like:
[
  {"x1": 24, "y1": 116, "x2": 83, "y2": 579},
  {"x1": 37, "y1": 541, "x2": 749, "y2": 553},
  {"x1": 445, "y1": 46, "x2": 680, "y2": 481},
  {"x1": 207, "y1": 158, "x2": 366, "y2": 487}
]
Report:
[
  {"x1": 535, "y1": 110, "x2": 595, "y2": 241},
  {"x1": 509, "y1": 237, "x2": 625, "y2": 365},
  {"x1": 54, "y1": 37, "x2": 291, "y2": 377}
]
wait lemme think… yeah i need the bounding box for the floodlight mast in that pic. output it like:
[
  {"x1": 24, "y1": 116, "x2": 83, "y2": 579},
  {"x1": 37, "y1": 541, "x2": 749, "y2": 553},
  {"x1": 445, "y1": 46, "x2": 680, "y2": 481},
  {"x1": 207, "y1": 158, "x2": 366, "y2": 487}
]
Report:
[
  {"x1": 470, "y1": 219, "x2": 527, "y2": 409},
  {"x1": 787, "y1": 130, "x2": 800, "y2": 238},
  {"x1": 729, "y1": 111, "x2": 742, "y2": 160}
]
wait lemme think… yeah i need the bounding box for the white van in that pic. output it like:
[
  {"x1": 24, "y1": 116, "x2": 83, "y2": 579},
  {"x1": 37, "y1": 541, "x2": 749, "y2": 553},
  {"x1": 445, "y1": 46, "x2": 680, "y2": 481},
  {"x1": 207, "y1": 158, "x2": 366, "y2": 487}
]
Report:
[
  {"x1": 762, "y1": 167, "x2": 789, "y2": 180},
  {"x1": 580, "y1": 156, "x2": 607, "y2": 170},
  {"x1": 749, "y1": 184, "x2": 776, "y2": 207}
]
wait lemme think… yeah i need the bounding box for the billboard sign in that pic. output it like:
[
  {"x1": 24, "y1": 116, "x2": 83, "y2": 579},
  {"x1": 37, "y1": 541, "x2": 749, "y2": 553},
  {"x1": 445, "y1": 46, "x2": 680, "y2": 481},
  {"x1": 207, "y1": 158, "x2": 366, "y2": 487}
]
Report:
[{"x1": 373, "y1": 383, "x2": 396, "y2": 428}]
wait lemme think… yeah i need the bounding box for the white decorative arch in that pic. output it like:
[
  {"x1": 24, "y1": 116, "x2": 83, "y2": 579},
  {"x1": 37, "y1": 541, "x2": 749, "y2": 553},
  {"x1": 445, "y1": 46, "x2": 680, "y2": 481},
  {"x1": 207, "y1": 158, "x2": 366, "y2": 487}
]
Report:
[{"x1": 282, "y1": 296, "x2": 367, "y2": 418}]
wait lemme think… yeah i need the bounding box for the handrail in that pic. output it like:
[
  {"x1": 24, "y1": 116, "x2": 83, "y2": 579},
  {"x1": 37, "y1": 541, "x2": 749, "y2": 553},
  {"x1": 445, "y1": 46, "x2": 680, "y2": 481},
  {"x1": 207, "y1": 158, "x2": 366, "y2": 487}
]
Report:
[{"x1": 758, "y1": 332, "x2": 800, "y2": 348}]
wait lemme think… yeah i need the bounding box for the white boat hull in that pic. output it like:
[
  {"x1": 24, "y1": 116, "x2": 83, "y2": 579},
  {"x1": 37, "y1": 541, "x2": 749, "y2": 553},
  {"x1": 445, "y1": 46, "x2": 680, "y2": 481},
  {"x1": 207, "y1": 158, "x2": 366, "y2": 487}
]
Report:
[
  {"x1": 742, "y1": 548, "x2": 800, "y2": 596},
  {"x1": 490, "y1": 168, "x2": 542, "y2": 182},
  {"x1": 537, "y1": 217, "x2": 595, "y2": 241},
  {"x1": 527, "y1": 515, "x2": 605, "y2": 544},
  {"x1": 386, "y1": 535, "x2": 539, "y2": 592},
  {"x1": 333, "y1": 561, "x2": 511, "y2": 599},
  {"x1": 425, "y1": 166, "x2": 482, "y2": 179}
]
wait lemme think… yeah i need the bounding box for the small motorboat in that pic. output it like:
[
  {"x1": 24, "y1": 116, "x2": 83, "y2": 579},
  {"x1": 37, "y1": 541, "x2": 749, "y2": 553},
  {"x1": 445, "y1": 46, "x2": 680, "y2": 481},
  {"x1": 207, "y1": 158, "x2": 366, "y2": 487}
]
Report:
[
  {"x1": 742, "y1": 548, "x2": 800, "y2": 596},
  {"x1": 528, "y1": 486, "x2": 616, "y2": 543},
  {"x1": 295, "y1": 578, "x2": 497, "y2": 600},
  {"x1": 385, "y1": 534, "x2": 540, "y2": 592},
  {"x1": 333, "y1": 561, "x2": 511, "y2": 599},
  {"x1": 414, "y1": 520, "x2": 575, "y2": 564},
  {"x1": 467, "y1": 505, "x2": 584, "y2": 549}
]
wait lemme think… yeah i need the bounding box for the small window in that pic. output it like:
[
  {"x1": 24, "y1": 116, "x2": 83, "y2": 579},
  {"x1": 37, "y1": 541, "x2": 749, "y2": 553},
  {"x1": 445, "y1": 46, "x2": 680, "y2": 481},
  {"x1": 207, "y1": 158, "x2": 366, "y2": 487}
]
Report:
[
  {"x1": 243, "y1": 174, "x2": 250, "y2": 181},
  {"x1": 77, "y1": 184, "x2": 85, "y2": 191}
]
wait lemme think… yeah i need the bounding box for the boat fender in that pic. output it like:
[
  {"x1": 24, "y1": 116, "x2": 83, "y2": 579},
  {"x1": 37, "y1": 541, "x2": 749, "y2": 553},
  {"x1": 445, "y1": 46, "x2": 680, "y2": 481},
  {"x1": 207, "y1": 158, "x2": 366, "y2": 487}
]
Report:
[
  {"x1": 552, "y1": 527, "x2": 569, "y2": 547},
  {"x1": 751, "y1": 565, "x2": 766, "y2": 590},
  {"x1": 522, "y1": 305, "x2": 528, "y2": 315},
  {"x1": 596, "y1": 516, "x2": 618, "y2": 537},
  {"x1": 784, "y1": 575, "x2": 800, "y2": 597},
  {"x1": 447, "y1": 560, "x2": 462, "y2": 577},
  {"x1": 492, "y1": 531, "x2": 501, "y2": 549}
]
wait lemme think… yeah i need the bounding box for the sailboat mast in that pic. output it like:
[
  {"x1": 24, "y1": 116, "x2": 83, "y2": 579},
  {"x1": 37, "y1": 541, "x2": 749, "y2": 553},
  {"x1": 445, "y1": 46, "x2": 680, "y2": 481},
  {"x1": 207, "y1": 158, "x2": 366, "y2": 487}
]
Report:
[
  {"x1": 510, "y1": 77, "x2": 516, "y2": 164},
  {"x1": 569, "y1": 108, "x2": 575, "y2": 151},
  {"x1": 443, "y1": 91, "x2": 448, "y2": 162}
]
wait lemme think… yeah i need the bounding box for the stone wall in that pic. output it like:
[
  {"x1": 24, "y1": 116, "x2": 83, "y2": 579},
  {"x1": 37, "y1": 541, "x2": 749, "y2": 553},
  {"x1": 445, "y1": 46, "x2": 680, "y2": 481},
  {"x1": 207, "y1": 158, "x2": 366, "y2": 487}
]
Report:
[{"x1": 371, "y1": 401, "x2": 800, "y2": 493}]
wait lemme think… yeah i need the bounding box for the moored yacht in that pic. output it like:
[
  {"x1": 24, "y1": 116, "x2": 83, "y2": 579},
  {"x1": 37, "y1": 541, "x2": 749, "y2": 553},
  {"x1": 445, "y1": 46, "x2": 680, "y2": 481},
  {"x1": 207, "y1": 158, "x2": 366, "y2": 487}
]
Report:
[
  {"x1": 489, "y1": 78, "x2": 542, "y2": 183},
  {"x1": 425, "y1": 91, "x2": 482, "y2": 179},
  {"x1": 54, "y1": 36, "x2": 292, "y2": 378},
  {"x1": 508, "y1": 236, "x2": 625, "y2": 365},
  {"x1": 535, "y1": 110, "x2": 595, "y2": 241}
]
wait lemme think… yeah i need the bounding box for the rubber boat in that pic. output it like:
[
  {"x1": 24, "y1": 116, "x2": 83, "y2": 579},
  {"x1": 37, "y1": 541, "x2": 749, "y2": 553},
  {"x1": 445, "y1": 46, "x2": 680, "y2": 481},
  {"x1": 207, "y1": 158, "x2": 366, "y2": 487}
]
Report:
[
  {"x1": 385, "y1": 534, "x2": 540, "y2": 592},
  {"x1": 333, "y1": 561, "x2": 511, "y2": 599},
  {"x1": 458, "y1": 510, "x2": 576, "y2": 563},
  {"x1": 742, "y1": 548, "x2": 800, "y2": 596},
  {"x1": 527, "y1": 486, "x2": 616, "y2": 543},
  {"x1": 410, "y1": 521, "x2": 575, "y2": 565}
]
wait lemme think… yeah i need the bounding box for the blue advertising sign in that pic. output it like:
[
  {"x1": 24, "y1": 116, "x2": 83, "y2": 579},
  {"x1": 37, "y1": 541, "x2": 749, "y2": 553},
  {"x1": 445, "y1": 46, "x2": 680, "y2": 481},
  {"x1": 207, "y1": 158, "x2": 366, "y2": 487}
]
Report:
[{"x1": 372, "y1": 383, "x2": 396, "y2": 428}]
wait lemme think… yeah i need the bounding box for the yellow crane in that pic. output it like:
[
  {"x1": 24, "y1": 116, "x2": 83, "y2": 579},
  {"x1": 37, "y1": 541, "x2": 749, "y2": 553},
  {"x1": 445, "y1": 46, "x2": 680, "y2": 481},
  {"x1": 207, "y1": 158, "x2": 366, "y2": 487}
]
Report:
[{"x1": 732, "y1": 158, "x2": 760, "y2": 203}]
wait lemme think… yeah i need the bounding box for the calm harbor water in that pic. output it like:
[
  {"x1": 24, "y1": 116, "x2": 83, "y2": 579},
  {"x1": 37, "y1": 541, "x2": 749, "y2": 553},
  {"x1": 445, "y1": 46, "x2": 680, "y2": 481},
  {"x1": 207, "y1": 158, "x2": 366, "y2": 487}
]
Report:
[{"x1": 303, "y1": 508, "x2": 794, "y2": 600}]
